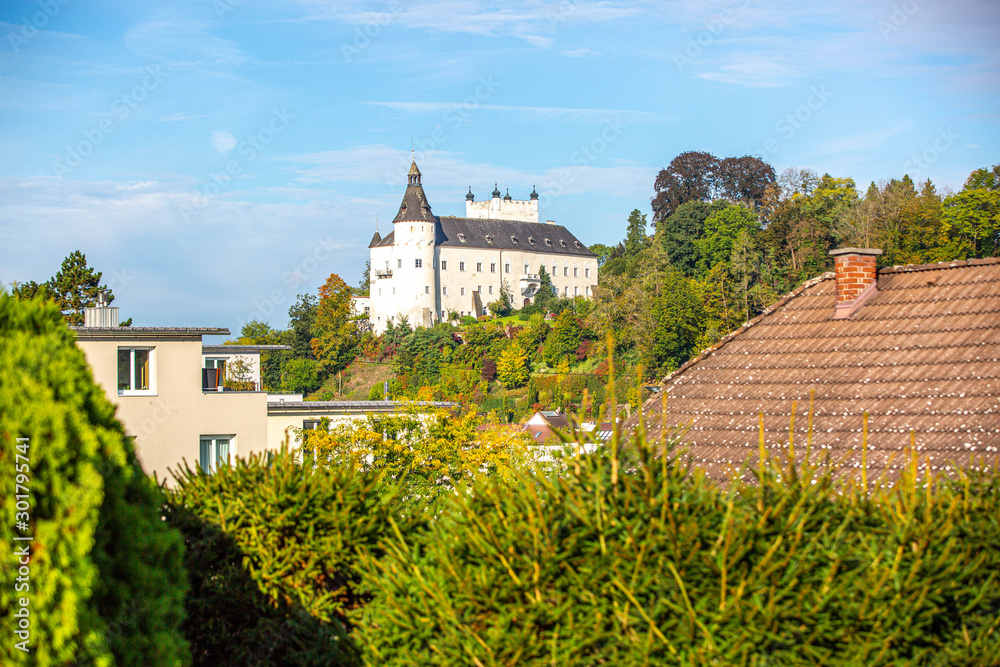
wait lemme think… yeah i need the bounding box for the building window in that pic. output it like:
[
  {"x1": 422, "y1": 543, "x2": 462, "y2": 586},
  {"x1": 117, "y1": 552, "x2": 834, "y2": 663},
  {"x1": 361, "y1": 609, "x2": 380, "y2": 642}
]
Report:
[
  {"x1": 443, "y1": 286, "x2": 448, "y2": 295},
  {"x1": 199, "y1": 436, "x2": 232, "y2": 474},
  {"x1": 490, "y1": 263, "x2": 496, "y2": 273},
  {"x1": 505, "y1": 263, "x2": 510, "y2": 273},
  {"x1": 585, "y1": 267, "x2": 590, "y2": 278},
  {"x1": 410, "y1": 226, "x2": 414, "y2": 232},
  {"x1": 476, "y1": 262, "x2": 482, "y2": 272},
  {"x1": 378, "y1": 288, "x2": 381, "y2": 296},
  {"x1": 477, "y1": 285, "x2": 482, "y2": 294},
  {"x1": 488, "y1": 285, "x2": 494, "y2": 294},
  {"x1": 461, "y1": 287, "x2": 466, "y2": 296},
  {"x1": 303, "y1": 420, "x2": 321, "y2": 430},
  {"x1": 425, "y1": 286, "x2": 430, "y2": 294},
  {"x1": 573, "y1": 267, "x2": 579, "y2": 277},
  {"x1": 415, "y1": 259, "x2": 422, "y2": 268},
  {"x1": 397, "y1": 259, "x2": 402, "y2": 269},
  {"x1": 203, "y1": 357, "x2": 226, "y2": 391},
  {"x1": 564, "y1": 266, "x2": 569, "y2": 277},
  {"x1": 118, "y1": 347, "x2": 152, "y2": 394},
  {"x1": 442, "y1": 260, "x2": 448, "y2": 270},
  {"x1": 459, "y1": 261, "x2": 466, "y2": 271},
  {"x1": 524, "y1": 263, "x2": 530, "y2": 274},
  {"x1": 552, "y1": 264, "x2": 557, "y2": 276},
  {"x1": 564, "y1": 286, "x2": 569, "y2": 296},
  {"x1": 586, "y1": 286, "x2": 591, "y2": 296},
  {"x1": 574, "y1": 287, "x2": 579, "y2": 296},
  {"x1": 392, "y1": 287, "x2": 395, "y2": 294}
]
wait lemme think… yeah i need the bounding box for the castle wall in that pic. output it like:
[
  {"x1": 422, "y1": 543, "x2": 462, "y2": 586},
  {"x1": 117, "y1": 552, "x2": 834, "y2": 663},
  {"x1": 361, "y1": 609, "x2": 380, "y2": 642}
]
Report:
[{"x1": 466, "y1": 197, "x2": 539, "y2": 223}]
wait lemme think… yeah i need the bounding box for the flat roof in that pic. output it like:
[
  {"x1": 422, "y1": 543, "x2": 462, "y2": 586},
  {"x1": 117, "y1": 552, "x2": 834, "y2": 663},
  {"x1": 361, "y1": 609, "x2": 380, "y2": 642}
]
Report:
[
  {"x1": 202, "y1": 345, "x2": 292, "y2": 353},
  {"x1": 71, "y1": 326, "x2": 230, "y2": 338},
  {"x1": 267, "y1": 400, "x2": 458, "y2": 415}
]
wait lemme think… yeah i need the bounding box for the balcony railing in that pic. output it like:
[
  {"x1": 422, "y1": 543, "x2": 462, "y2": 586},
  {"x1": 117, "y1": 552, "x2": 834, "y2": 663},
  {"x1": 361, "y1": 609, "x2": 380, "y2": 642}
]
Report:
[{"x1": 374, "y1": 268, "x2": 393, "y2": 278}]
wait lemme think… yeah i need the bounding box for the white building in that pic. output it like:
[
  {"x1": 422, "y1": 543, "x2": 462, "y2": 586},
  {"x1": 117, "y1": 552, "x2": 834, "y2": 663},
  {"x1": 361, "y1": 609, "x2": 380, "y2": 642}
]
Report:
[{"x1": 368, "y1": 160, "x2": 598, "y2": 332}]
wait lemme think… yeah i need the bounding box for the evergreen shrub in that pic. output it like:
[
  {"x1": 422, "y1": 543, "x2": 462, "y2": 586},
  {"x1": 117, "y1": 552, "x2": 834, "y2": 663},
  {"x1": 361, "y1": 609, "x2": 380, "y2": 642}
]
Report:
[
  {"x1": 356, "y1": 423, "x2": 1000, "y2": 665},
  {"x1": 0, "y1": 294, "x2": 188, "y2": 666},
  {"x1": 166, "y1": 447, "x2": 409, "y2": 667}
]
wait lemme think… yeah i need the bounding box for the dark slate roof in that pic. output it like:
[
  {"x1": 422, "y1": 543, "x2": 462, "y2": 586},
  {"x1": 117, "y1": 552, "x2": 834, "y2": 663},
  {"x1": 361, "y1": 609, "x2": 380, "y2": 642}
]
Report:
[
  {"x1": 371, "y1": 217, "x2": 596, "y2": 258},
  {"x1": 368, "y1": 231, "x2": 382, "y2": 248},
  {"x1": 436, "y1": 217, "x2": 596, "y2": 257},
  {"x1": 625, "y1": 257, "x2": 1000, "y2": 483},
  {"x1": 391, "y1": 183, "x2": 436, "y2": 224}
]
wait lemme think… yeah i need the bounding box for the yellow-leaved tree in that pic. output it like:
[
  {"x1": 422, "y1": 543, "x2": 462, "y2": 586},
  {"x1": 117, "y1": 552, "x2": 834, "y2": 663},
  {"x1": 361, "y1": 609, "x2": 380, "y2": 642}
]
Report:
[{"x1": 300, "y1": 408, "x2": 536, "y2": 512}]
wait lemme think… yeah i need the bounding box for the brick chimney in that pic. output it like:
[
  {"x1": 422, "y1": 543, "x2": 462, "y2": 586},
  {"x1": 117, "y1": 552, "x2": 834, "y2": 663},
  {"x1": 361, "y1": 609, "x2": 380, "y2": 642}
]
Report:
[{"x1": 829, "y1": 248, "x2": 882, "y2": 319}]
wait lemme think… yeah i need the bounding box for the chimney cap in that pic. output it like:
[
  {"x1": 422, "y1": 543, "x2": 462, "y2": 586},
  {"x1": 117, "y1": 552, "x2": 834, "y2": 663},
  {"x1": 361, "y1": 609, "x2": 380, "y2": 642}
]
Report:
[{"x1": 829, "y1": 247, "x2": 883, "y2": 257}]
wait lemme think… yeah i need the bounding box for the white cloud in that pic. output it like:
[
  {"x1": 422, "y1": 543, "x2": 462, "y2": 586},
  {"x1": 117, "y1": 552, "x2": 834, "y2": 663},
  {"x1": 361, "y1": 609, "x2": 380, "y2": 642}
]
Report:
[
  {"x1": 364, "y1": 101, "x2": 663, "y2": 123},
  {"x1": 211, "y1": 131, "x2": 238, "y2": 154}
]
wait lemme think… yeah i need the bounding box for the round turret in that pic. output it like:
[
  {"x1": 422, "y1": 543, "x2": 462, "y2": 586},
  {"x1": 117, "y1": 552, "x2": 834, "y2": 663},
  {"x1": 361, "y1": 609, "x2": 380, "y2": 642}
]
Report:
[{"x1": 466, "y1": 186, "x2": 475, "y2": 201}]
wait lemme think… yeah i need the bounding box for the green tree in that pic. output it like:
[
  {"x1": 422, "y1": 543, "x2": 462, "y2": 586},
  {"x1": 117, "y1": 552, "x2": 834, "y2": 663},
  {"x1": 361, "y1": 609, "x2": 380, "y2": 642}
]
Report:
[
  {"x1": 232, "y1": 320, "x2": 288, "y2": 392},
  {"x1": 941, "y1": 168, "x2": 1000, "y2": 259},
  {"x1": 496, "y1": 343, "x2": 530, "y2": 389},
  {"x1": 281, "y1": 357, "x2": 321, "y2": 394},
  {"x1": 45, "y1": 250, "x2": 113, "y2": 325},
  {"x1": 312, "y1": 273, "x2": 359, "y2": 375},
  {"x1": 488, "y1": 279, "x2": 514, "y2": 317},
  {"x1": 587, "y1": 243, "x2": 616, "y2": 267},
  {"x1": 623, "y1": 208, "x2": 651, "y2": 256},
  {"x1": 696, "y1": 204, "x2": 760, "y2": 275},
  {"x1": 643, "y1": 268, "x2": 703, "y2": 378},
  {"x1": 287, "y1": 293, "x2": 318, "y2": 359},
  {"x1": 10, "y1": 280, "x2": 47, "y2": 301},
  {"x1": 533, "y1": 266, "x2": 556, "y2": 312},
  {"x1": 656, "y1": 200, "x2": 728, "y2": 277}
]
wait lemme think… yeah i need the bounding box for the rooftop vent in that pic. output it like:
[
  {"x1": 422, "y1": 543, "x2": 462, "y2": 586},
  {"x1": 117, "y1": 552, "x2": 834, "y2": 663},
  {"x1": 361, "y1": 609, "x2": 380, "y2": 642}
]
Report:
[
  {"x1": 527, "y1": 236, "x2": 535, "y2": 244},
  {"x1": 457, "y1": 233, "x2": 467, "y2": 243},
  {"x1": 510, "y1": 235, "x2": 518, "y2": 244},
  {"x1": 83, "y1": 291, "x2": 119, "y2": 328},
  {"x1": 544, "y1": 238, "x2": 552, "y2": 246},
  {"x1": 485, "y1": 235, "x2": 494, "y2": 245},
  {"x1": 559, "y1": 239, "x2": 567, "y2": 247},
  {"x1": 829, "y1": 247, "x2": 882, "y2": 319}
]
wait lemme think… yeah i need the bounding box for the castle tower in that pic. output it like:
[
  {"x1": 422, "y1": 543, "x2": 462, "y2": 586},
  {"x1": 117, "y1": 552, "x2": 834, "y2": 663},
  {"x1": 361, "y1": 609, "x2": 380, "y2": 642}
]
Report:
[{"x1": 391, "y1": 160, "x2": 439, "y2": 327}]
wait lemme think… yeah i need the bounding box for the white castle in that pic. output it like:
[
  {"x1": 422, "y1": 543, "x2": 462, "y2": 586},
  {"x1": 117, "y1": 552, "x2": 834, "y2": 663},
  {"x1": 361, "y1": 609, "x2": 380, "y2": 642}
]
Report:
[{"x1": 367, "y1": 160, "x2": 598, "y2": 332}]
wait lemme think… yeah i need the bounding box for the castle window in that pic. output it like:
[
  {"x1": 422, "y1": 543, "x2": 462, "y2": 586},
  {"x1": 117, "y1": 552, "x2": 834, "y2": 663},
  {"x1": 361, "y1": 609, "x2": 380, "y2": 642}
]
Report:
[
  {"x1": 586, "y1": 286, "x2": 591, "y2": 296},
  {"x1": 563, "y1": 266, "x2": 569, "y2": 277},
  {"x1": 442, "y1": 260, "x2": 448, "y2": 270},
  {"x1": 415, "y1": 259, "x2": 422, "y2": 268},
  {"x1": 476, "y1": 262, "x2": 482, "y2": 272},
  {"x1": 573, "y1": 267, "x2": 578, "y2": 277},
  {"x1": 410, "y1": 226, "x2": 414, "y2": 232},
  {"x1": 461, "y1": 287, "x2": 466, "y2": 296},
  {"x1": 425, "y1": 286, "x2": 430, "y2": 294},
  {"x1": 544, "y1": 238, "x2": 552, "y2": 246},
  {"x1": 490, "y1": 263, "x2": 496, "y2": 273},
  {"x1": 398, "y1": 259, "x2": 402, "y2": 269},
  {"x1": 527, "y1": 236, "x2": 535, "y2": 244},
  {"x1": 564, "y1": 286, "x2": 569, "y2": 296},
  {"x1": 574, "y1": 286, "x2": 579, "y2": 296},
  {"x1": 524, "y1": 263, "x2": 529, "y2": 274},
  {"x1": 459, "y1": 261, "x2": 466, "y2": 271},
  {"x1": 477, "y1": 285, "x2": 482, "y2": 294},
  {"x1": 585, "y1": 266, "x2": 590, "y2": 278},
  {"x1": 443, "y1": 286, "x2": 448, "y2": 295},
  {"x1": 504, "y1": 263, "x2": 510, "y2": 273},
  {"x1": 488, "y1": 286, "x2": 494, "y2": 295},
  {"x1": 560, "y1": 239, "x2": 567, "y2": 247},
  {"x1": 574, "y1": 241, "x2": 582, "y2": 249}
]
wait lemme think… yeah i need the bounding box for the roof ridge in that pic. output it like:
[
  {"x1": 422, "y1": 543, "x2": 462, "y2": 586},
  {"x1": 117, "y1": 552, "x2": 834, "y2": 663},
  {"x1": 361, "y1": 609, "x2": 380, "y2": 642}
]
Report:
[{"x1": 880, "y1": 256, "x2": 1000, "y2": 274}]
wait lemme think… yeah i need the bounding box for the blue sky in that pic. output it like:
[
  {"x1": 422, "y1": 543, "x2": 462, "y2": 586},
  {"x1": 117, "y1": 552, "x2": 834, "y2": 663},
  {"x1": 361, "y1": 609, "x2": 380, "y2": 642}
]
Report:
[{"x1": 1, "y1": 0, "x2": 997, "y2": 334}]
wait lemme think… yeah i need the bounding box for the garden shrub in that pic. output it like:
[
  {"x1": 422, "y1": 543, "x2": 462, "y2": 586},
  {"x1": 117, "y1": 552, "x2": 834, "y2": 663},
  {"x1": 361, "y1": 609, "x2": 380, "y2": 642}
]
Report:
[
  {"x1": 356, "y1": 423, "x2": 1000, "y2": 665},
  {"x1": 165, "y1": 446, "x2": 409, "y2": 666},
  {"x1": 0, "y1": 294, "x2": 188, "y2": 666}
]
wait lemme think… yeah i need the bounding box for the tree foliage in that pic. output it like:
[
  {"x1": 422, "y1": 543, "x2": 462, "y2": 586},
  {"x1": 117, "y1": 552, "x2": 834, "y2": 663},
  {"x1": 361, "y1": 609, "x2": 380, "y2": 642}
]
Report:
[{"x1": 312, "y1": 273, "x2": 359, "y2": 376}]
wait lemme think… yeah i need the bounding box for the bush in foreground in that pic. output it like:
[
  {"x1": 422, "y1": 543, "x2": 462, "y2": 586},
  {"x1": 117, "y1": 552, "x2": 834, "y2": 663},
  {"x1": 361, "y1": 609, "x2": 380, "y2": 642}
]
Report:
[
  {"x1": 356, "y1": 425, "x2": 1000, "y2": 665},
  {"x1": 0, "y1": 294, "x2": 188, "y2": 666},
  {"x1": 165, "y1": 447, "x2": 409, "y2": 666}
]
